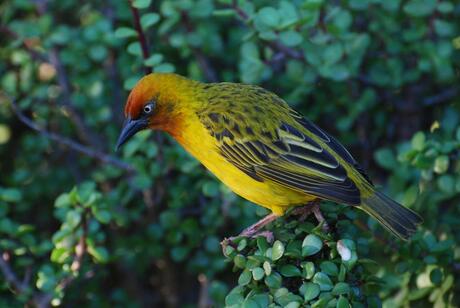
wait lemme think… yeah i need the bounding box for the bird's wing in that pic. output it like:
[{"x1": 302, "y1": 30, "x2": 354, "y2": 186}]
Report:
[{"x1": 198, "y1": 108, "x2": 363, "y2": 205}]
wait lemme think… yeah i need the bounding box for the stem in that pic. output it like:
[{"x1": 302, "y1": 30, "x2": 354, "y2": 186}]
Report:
[
  {"x1": 5, "y1": 95, "x2": 135, "y2": 172},
  {"x1": 129, "y1": 2, "x2": 152, "y2": 75}
]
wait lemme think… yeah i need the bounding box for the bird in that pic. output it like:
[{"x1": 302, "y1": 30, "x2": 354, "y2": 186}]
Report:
[{"x1": 116, "y1": 73, "x2": 422, "y2": 240}]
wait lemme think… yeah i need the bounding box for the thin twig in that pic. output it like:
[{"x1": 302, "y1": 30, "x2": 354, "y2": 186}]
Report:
[
  {"x1": 0, "y1": 26, "x2": 49, "y2": 63},
  {"x1": 34, "y1": 208, "x2": 90, "y2": 308},
  {"x1": 423, "y1": 87, "x2": 459, "y2": 106},
  {"x1": 181, "y1": 12, "x2": 218, "y2": 82},
  {"x1": 4, "y1": 95, "x2": 134, "y2": 172},
  {"x1": 197, "y1": 274, "x2": 211, "y2": 308},
  {"x1": 129, "y1": 2, "x2": 152, "y2": 75},
  {"x1": 0, "y1": 251, "x2": 28, "y2": 294},
  {"x1": 125, "y1": 0, "x2": 167, "y2": 221}
]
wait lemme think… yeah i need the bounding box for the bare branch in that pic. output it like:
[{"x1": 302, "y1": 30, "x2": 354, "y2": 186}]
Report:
[
  {"x1": 4, "y1": 94, "x2": 135, "y2": 172},
  {"x1": 197, "y1": 274, "x2": 211, "y2": 308},
  {"x1": 423, "y1": 87, "x2": 458, "y2": 107},
  {"x1": 0, "y1": 26, "x2": 49, "y2": 63},
  {"x1": 129, "y1": 2, "x2": 152, "y2": 75},
  {"x1": 34, "y1": 209, "x2": 90, "y2": 308},
  {"x1": 0, "y1": 251, "x2": 28, "y2": 294},
  {"x1": 181, "y1": 12, "x2": 218, "y2": 82}
]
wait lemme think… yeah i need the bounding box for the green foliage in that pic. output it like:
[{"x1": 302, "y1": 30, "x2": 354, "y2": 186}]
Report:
[
  {"x1": 0, "y1": 0, "x2": 459, "y2": 306},
  {"x1": 223, "y1": 211, "x2": 382, "y2": 307}
]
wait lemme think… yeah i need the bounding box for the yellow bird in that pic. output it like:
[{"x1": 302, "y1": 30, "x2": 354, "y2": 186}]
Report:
[{"x1": 116, "y1": 73, "x2": 422, "y2": 240}]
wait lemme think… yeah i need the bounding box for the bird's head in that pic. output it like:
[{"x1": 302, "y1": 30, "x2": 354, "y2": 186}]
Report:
[{"x1": 115, "y1": 73, "x2": 200, "y2": 150}]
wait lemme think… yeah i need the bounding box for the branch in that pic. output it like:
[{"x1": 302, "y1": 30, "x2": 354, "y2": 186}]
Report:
[
  {"x1": 181, "y1": 12, "x2": 218, "y2": 82},
  {"x1": 129, "y1": 2, "x2": 152, "y2": 75},
  {"x1": 423, "y1": 87, "x2": 459, "y2": 107},
  {"x1": 4, "y1": 94, "x2": 135, "y2": 173},
  {"x1": 0, "y1": 251, "x2": 28, "y2": 294},
  {"x1": 197, "y1": 274, "x2": 211, "y2": 308},
  {"x1": 34, "y1": 209, "x2": 90, "y2": 308},
  {"x1": 0, "y1": 26, "x2": 49, "y2": 63}
]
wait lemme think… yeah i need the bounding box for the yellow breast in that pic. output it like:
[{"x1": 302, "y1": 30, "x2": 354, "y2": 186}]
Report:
[{"x1": 170, "y1": 115, "x2": 313, "y2": 215}]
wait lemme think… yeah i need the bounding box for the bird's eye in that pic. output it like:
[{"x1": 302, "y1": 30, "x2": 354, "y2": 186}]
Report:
[{"x1": 143, "y1": 103, "x2": 154, "y2": 114}]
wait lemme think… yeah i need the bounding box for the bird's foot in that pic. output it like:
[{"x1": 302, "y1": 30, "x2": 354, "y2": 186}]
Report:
[
  {"x1": 291, "y1": 201, "x2": 329, "y2": 232},
  {"x1": 221, "y1": 213, "x2": 278, "y2": 255},
  {"x1": 221, "y1": 230, "x2": 274, "y2": 255}
]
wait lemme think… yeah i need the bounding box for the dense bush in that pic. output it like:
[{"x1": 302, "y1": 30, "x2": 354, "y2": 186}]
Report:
[{"x1": 0, "y1": 0, "x2": 459, "y2": 307}]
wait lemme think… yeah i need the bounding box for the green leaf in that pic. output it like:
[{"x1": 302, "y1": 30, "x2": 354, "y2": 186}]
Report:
[
  {"x1": 434, "y1": 19, "x2": 454, "y2": 37},
  {"x1": 263, "y1": 261, "x2": 272, "y2": 276},
  {"x1": 272, "y1": 240, "x2": 285, "y2": 261},
  {"x1": 132, "y1": 0, "x2": 151, "y2": 9},
  {"x1": 0, "y1": 188, "x2": 22, "y2": 203},
  {"x1": 332, "y1": 282, "x2": 350, "y2": 295},
  {"x1": 280, "y1": 264, "x2": 301, "y2": 277},
  {"x1": 257, "y1": 237, "x2": 269, "y2": 254},
  {"x1": 404, "y1": 0, "x2": 437, "y2": 17},
  {"x1": 258, "y1": 7, "x2": 280, "y2": 28},
  {"x1": 312, "y1": 272, "x2": 333, "y2": 291},
  {"x1": 302, "y1": 261, "x2": 316, "y2": 279},
  {"x1": 302, "y1": 234, "x2": 323, "y2": 256},
  {"x1": 434, "y1": 155, "x2": 449, "y2": 174},
  {"x1": 430, "y1": 268, "x2": 443, "y2": 285},
  {"x1": 303, "y1": 0, "x2": 324, "y2": 10},
  {"x1": 320, "y1": 261, "x2": 338, "y2": 276},
  {"x1": 234, "y1": 254, "x2": 246, "y2": 269},
  {"x1": 238, "y1": 269, "x2": 252, "y2": 286},
  {"x1": 225, "y1": 286, "x2": 244, "y2": 306},
  {"x1": 50, "y1": 247, "x2": 70, "y2": 263},
  {"x1": 374, "y1": 148, "x2": 397, "y2": 170},
  {"x1": 437, "y1": 175, "x2": 455, "y2": 194},
  {"x1": 154, "y1": 63, "x2": 175, "y2": 73},
  {"x1": 252, "y1": 267, "x2": 265, "y2": 280},
  {"x1": 127, "y1": 42, "x2": 142, "y2": 56},
  {"x1": 0, "y1": 125, "x2": 11, "y2": 144},
  {"x1": 411, "y1": 132, "x2": 426, "y2": 151},
  {"x1": 279, "y1": 31, "x2": 303, "y2": 47},
  {"x1": 93, "y1": 208, "x2": 111, "y2": 224},
  {"x1": 403, "y1": 185, "x2": 418, "y2": 206},
  {"x1": 66, "y1": 210, "x2": 81, "y2": 229},
  {"x1": 88, "y1": 246, "x2": 109, "y2": 263},
  {"x1": 303, "y1": 282, "x2": 320, "y2": 301},
  {"x1": 144, "y1": 53, "x2": 164, "y2": 67},
  {"x1": 212, "y1": 9, "x2": 236, "y2": 17},
  {"x1": 141, "y1": 13, "x2": 160, "y2": 29},
  {"x1": 324, "y1": 43, "x2": 343, "y2": 65},
  {"x1": 336, "y1": 296, "x2": 351, "y2": 308},
  {"x1": 202, "y1": 181, "x2": 219, "y2": 197},
  {"x1": 265, "y1": 271, "x2": 282, "y2": 288},
  {"x1": 114, "y1": 27, "x2": 137, "y2": 38}
]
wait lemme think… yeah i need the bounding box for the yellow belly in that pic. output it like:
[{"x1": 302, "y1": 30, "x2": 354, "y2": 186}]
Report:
[{"x1": 170, "y1": 118, "x2": 314, "y2": 215}]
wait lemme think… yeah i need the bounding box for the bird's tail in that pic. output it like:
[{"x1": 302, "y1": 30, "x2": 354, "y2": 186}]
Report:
[{"x1": 361, "y1": 191, "x2": 423, "y2": 240}]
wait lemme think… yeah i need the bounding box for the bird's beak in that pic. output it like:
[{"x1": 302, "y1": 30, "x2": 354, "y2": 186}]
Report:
[{"x1": 115, "y1": 117, "x2": 148, "y2": 151}]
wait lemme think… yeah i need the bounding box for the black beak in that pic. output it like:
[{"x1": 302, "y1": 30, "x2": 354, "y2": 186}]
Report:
[{"x1": 115, "y1": 117, "x2": 148, "y2": 151}]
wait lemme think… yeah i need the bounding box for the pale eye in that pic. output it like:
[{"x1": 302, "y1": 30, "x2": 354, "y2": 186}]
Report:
[{"x1": 143, "y1": 104, "x2": 153, "y2": 114}]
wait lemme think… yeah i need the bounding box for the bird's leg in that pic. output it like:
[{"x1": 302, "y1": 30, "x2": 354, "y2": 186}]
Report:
[
  {"x1": 291, "y1": 201, "x2": 329, "y2": 231},
  {"x1": 239, "y1": 213, "x2": 278, "y2": 237},
  {"x1": 221, "y1": 213, "x2": 278, "y2": 254}
]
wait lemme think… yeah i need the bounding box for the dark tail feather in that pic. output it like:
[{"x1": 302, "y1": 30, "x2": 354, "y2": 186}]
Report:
[{"x1": 361, "y1": 191, "x2": 423, "y2": 240}]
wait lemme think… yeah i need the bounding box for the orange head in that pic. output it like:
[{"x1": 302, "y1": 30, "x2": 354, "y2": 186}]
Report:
[{"x1": 116, "y1": 73, "x2": 200, "y2": 150}]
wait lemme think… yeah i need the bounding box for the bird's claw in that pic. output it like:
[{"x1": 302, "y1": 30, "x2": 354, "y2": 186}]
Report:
[{"x1": 221, "y1": 231, "x2": 275, "y2": 256}]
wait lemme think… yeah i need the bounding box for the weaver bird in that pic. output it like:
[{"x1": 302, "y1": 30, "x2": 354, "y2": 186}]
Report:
[{"x1": 116, "y1": 73, "x2": 422, "y2": 240}]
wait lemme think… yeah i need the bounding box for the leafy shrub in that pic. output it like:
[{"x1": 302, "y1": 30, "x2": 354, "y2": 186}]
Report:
[
  {"x1": 0, "y1": 0, "x2": 459, "y2": 306},
  {"x1": 223, "y1": 208, "x2": 382, "y2": 308}
]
